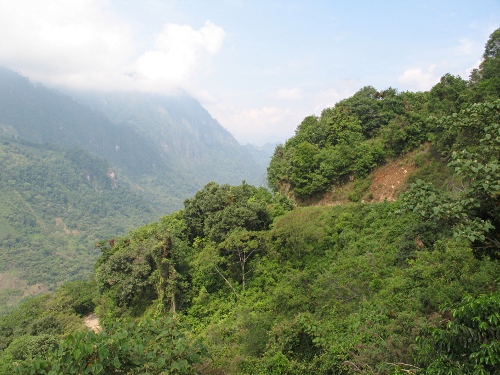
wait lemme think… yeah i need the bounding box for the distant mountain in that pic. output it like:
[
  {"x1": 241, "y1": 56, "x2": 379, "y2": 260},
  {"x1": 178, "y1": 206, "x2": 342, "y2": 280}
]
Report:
[
  {"x1": 0, "y1": 67, "x2": 265, "y2": 309},
  {"x1": 0, "y1": 68, "x2": 163, "y2": 178},
  {"x1": 0, "y1": 138, "x2": 158, "y2": 312},
  {"x1": 0, "y1": 68, "x2": 265, "y2": 208},
  {"x1": 243, "y1": 142, "x2": 278, "y2": 179},
  {"x1": 70, "y1": 90, "x2": 263, "y2": 188}
]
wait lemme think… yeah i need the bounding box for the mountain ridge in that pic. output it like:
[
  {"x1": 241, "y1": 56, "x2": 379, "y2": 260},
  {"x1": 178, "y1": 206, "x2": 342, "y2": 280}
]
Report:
[
  {"x1": 0, "y1": 67, "x2": 267, "y2": 205},
  {"x1": 0, "y1": 67, "x2": 268, "y2": 310}
]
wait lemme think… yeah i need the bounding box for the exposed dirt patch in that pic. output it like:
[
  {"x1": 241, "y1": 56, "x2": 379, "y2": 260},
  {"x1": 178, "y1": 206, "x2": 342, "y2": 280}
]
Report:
[
  {"x1": 367, "y1": 145, "x2": 431, "y2": 202},
  {"x1": 308, "y1": 147, "x2": 429, "y2": 207},
  {"x1": 55, "y1": 217, "x2": 78, "y2": 235},
  {"x1": 368, "y1": 161, "x2": 417, "y2": 202},
  {"x1": 84, "y1": 313, "x2": 101, "y2": 333}
]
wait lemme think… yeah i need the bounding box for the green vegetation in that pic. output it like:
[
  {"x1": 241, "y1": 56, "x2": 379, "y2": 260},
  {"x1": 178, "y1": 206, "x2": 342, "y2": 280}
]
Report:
[
  {"x1": 4, "y1": 317, "x2": 209, "y2": 375},
  {"x1": 0, "y1": 139, "x2": 157, "y2": 312},
  {"x1": 267, "y1": 87, "x2": 427, "y2": 199},
  {"x1": 401, "y1": 100, "x2": 500, "y2": 260},
  {"x1": 1, "y1": 28, "x2": 500, "y2": 375}
]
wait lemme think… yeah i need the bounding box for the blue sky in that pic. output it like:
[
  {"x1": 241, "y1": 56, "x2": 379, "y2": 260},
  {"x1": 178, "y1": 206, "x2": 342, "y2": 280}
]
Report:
[{"x1": 0, "y1": 1, "x2": 498, "y2": 145}]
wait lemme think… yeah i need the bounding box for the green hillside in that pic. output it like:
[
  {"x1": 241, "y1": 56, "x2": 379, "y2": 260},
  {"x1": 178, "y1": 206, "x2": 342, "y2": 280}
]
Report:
[
  {"x1": 0, "y1": 28, "x2": 499, "y2": 375},
  {"x1": 71, "y1": 91, "x2": 265, "y2": 187},
  {"x1": 267, "y1": 29, "x2": 500, "y2": 204},
  {"x1": 0, "y1": 139, "x2": 158, "y2": 312},
  {"x1": 0, "y1": 69, "x2": 268, "y2": 314}
]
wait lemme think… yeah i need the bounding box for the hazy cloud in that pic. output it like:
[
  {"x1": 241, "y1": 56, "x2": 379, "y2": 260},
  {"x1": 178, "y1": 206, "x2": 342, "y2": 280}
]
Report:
[
  {"x1": 398, "y1": 65, "x2": 439, "y2": 91},
  {"x1": 457, "y1": 38, "x2": 474, "y2": 55},
  {"x1": 208, "y1": 85, "x2": 359, "y2": 145},
  {"x1": 0, "y1": 1, "x2": 225, "y2": 92},
  {"x1": 136, "y1": 21, "x2": 225, "y2": 89},
  {"x1": 465, "y1": 58, "x2": 482, "y2": 78},
  {"x1": 210, "y1": 105, "x2": 297, "y2": 145},
  {"x1": 0, "y1": 0, "x2": 133, "y2": 88},
  {"x1": 0, "y1": 1, "x2": 492, "y2": 145},
  {"x1": 312, "y1": 86, "x2": 357, "y2": 114},
  {"x1": 275, "y1": 88, "x2": 303, "y2": 100}
]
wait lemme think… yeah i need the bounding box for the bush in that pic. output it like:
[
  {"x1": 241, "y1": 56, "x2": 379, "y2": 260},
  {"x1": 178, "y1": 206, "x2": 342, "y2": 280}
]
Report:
[{"x1": 4, "y1": 317, "x2": 209, "y2": 375}]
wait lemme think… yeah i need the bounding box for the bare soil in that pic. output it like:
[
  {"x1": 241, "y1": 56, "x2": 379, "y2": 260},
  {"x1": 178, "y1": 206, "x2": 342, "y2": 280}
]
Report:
[
  {"x1": 84, "y1": 313, "x2": 101, "y2": 333},
  {"x1": 367, "y1": 160, "x2": 417, "y2": 202},
  {"x1": 307, "y1": 149, "x2": 425, "y2": 207}
]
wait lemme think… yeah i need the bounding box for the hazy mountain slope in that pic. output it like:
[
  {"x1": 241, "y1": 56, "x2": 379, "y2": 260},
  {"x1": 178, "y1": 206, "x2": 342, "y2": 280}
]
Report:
[
  {"x1": 0, "y1": 68, "x2": 268, "y2": 311},
  {"x1": 243, "y1": 142, "x2": 277, "y2": 181},
  {"x1": 71, "y1": 91, "x2": 264, "y2": 187},
  {"x1": 0, "y1": 139, "x2": 157, "y2": 312},
  {"x1": 0, "y1": 68, "x2": 168, "y2": 179},
  {"x1": 0, "y1": 68, "x2": 264, "y2": 211}
]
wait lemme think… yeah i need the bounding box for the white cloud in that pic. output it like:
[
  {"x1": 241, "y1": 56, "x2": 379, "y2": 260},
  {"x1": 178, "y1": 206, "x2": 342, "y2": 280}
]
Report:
[
  {"x1": 0, "y1": 0, "x2": 134, "y2": 88},
  {"x1": 204, "y1": 86, "x2": 359, "y2": 145},
  {"x1": 312, "y1": 87, "x2": 354, "y2": 113},
  {"x1": 465, "y1": 58, "x2": 482, "y2": 77},
  {"x1": 275, "y1": 88, "x2": 303, "y2": 100},
  {"x1": 0, "y1": 1, "x2": 225, "y2": 93},
  {"x1": 209, "y1": 104, "x2": 298, "y2": 145},
  {"x1": 135, "y1": 21, "x2": 225, "y2": 90},
  {"x1": 398, "y1": 65, "x2": 440, "y2": 91}
]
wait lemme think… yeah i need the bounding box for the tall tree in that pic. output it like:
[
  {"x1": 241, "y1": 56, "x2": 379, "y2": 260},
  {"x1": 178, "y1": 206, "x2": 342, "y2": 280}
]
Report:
[{"x1": 469, "y1": 28, "x2": 500, "y2": 101}]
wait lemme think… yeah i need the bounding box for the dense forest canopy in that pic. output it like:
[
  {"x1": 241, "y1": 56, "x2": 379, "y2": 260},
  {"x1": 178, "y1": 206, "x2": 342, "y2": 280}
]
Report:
[
  {"x1": 0, "y1": 139, "x2": 158, "y2": 309},
  {"x1": 1, "y1": 29, "x2": 500, "y2": 375}
]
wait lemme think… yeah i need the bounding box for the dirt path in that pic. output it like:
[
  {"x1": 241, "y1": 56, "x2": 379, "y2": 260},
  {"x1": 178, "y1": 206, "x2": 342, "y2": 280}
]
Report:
[{"x1": 84, "y1": 313, "x2": 101, "y2": 333}]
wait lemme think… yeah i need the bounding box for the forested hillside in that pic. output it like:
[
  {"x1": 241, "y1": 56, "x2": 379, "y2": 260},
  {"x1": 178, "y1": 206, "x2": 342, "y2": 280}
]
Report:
[
  {"x1": 1, "y1": 29, "x2": 499, "y2": 375},
  {"x1": 0, "y1": 139, "x2": 157, "y2": 312},
  {"x1": 70, "y1": 90, "x2": 265, "y2": 187},
  {"x1": 0, "y1": 69, "x2": 266, "y2": 312}
]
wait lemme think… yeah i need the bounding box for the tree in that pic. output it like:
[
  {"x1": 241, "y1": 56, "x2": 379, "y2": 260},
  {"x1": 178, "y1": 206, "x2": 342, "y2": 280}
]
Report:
[
  {"x1": 423, "y1": 292, "x2": 500, "y2": 374},
  {"x1": 481, "y1": 28, "x2": 500, "y2": 78},
  {"x1": 292, "y1": 115, "x2": 323, "y2": 146},
  {"x1": 183, "y1": 182, "x2": 272, "y2": 244},
  {"x1": 339, "y1": 86, "x2": 388, "y2": 137},
  {"x1": 429, "y1": 74, "x2": 469, "y2": 115},
  {"x1": 95, "y1": 222, "x2": 191, "y2": 316},
  {"x1": 5, "y1": 317, "x2": 209, "y2": 375},
  {"x1": 319, "y1": 105, "x2": 363, "y2": 146},
  {"x1": 218, "y1": 229, "x2": 263, "y2": 291},
  {"x1": 469, "y1": 28, "x2": 500, "y2": 101},
  {"x1": 290, "y1": 141, "x2": 327, "y2": 197},
  {"x1": 401, "y1": 100, "x2": 500, "y2": 259},
  {"x1": 267, "y1": 144, "x2": 294, "y2": 194}
]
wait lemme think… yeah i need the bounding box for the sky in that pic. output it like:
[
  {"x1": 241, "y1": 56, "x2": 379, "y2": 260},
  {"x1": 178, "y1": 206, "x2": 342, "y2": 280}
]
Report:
[{"x1": 0, "y1": 1, "x2": 499, "y2": 146}]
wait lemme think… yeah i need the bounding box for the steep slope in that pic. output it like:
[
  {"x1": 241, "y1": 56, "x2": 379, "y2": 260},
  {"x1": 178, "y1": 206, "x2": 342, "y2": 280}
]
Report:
[
  {"x1": 0, "y1": 68, "x2": 264, "y2": 210},
  {"x1": 0, "y1": 68, "x2": 165, "y2": 179},
  {"x1": 243, "y1": 142, "x2": 277, "y2": 183},
  {"x1": 3, "y1": 28, "x2": 500, "y2": 375},
  {"x1": 0, "y1": 68, "x2": 265, "y2": 311},
  {"x1": 0, "y1": 139, "x2": 157, "y2": 312},
  {"x1": 69, "y1": 90, "x2": 264, "y2": 188}
]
